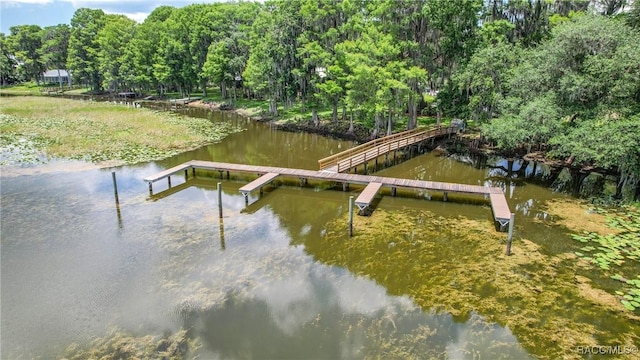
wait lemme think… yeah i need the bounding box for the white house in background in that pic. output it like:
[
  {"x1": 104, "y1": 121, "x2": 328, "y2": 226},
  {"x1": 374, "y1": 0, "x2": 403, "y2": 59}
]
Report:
[{"x1": 42, "y1": 69, "x2": 71, "y2": 86}]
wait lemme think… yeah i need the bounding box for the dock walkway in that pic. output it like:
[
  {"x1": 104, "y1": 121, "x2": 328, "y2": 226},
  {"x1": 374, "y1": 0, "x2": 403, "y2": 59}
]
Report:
[
  {"x1": 144, "y1": 160, "x2": 512, "y2": 229},
  {"x1": 318, "y1": 126, "x2": 456, "y2": 173}
]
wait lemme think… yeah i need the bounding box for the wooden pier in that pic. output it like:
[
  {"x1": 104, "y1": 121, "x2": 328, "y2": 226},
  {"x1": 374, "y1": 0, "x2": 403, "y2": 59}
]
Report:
[
  {"x1": 318, "y1": 126, "x2": 456, "y2": 173},
  {"x1": 355, "y1": 182, "x2": 383, "y2": 213},
  {"x1": 144, "y1": 160, "x2": 513, "y2": 230},
  {"x1": 169, "y1": 97, "x2": 202, "y2": 108}
]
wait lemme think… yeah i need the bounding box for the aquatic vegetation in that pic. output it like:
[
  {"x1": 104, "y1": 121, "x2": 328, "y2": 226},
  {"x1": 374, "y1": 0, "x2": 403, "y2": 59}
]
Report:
[
  {"x1": 316, "y1": 209, "x2": 640, "y2": 359},
  {"x1": 0, "y1": 97, "x2": 241, "y2": 165},
  {"x1": 60, "y1": 328, "x2": 199, "y2": 360},
  {"x1": 570, "y1": 205, "x2": 640, "y2": 311}
]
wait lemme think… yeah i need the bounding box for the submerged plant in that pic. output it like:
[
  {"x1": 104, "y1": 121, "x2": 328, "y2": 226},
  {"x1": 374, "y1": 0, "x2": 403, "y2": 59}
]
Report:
[
  {"x1": 60, "y1": 328, "x2": 199, "y2": 360},
  {"x1": 318, "y1": 209, "x2": 640, "y2": 359}
]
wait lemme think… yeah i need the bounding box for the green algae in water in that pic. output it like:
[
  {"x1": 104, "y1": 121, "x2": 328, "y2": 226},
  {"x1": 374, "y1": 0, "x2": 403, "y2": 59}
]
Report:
[
  {"x1": 317, "y1": 208, "x2": 640, "y2": 359},
  {"x1": 60, "y1": 328, "x2": 199, "y2": 360}
]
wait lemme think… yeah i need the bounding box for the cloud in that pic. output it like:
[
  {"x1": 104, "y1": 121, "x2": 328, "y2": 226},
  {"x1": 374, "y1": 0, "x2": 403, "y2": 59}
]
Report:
[
  {"x1": 2, "y1": 0, "x2": 53, "y2": 3},
  {"x1": 103, "y1": 10, "x2": 149, "y2": 24},
  {"x1": 0, "y1": 0, "x2": 52, "y2": 8}
]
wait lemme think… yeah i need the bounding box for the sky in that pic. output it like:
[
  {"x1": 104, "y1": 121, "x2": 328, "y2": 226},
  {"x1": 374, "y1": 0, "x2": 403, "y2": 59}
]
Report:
[{"x1": 0, "y1": 0, "x2": 234, "y2": 34}]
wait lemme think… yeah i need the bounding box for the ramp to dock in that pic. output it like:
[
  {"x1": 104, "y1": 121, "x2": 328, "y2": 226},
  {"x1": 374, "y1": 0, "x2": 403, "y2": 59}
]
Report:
[{"x1": 318, "y1": 126, "x2": 455, "y2": 173}]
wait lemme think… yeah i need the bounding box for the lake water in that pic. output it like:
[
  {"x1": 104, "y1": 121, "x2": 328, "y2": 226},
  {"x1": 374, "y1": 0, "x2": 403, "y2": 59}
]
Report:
[{"x1": 1, "y1": 108, "x2": 636, "y2": 359}]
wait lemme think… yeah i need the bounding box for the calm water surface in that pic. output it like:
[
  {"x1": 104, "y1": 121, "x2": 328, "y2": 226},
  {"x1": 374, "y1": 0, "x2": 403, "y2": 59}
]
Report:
[{"x1": 0, "y1": 109, "x2": 627, "y2": 359}]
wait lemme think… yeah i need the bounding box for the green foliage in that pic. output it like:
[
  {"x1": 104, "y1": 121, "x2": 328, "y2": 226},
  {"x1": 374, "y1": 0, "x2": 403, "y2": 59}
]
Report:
[
  {"x1": 7, "y1": 25, "x2": 44, "y2": 83},
  {"x1": 0, "y1": 33, "x2": 19, "y2": 84},
  {"x1": 628, "y1": 0, "x2": 640, "y2": 29},
  {"x1": 478, "y1": 15, "x2": 640, "y2": 191},
  {"x1": 96, "y1": 15, "x2": 136, "y2": 92},
  {"x1": 67, "y1": 8, "x2": 106, "y2": 91}
]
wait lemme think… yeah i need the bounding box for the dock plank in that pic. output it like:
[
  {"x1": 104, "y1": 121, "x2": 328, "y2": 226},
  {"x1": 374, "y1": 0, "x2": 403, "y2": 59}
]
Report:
[
  {"x1": 143, "y1": 162, "x2": 193, "y2": 182},
  {"x1": 490, "y1": 191, "x2": 511, "y2": 222},
  {"x1": 355, "y1": 182, "x2": 383, "y2": 209},
  {"x1": 239, "y1": 172, "x2": 280, "y2": 194}
]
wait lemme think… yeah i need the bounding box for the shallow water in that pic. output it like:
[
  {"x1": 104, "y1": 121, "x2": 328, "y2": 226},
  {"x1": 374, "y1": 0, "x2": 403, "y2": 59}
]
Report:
[{"x1": 1, "y1": 109, "x2": 636, "y2": 359}]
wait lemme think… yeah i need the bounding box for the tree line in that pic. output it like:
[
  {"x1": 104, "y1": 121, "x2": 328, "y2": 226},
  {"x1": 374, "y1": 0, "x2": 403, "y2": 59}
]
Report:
[{"x1": 1, "y1": 0, "x2": 639, "y2": 198}]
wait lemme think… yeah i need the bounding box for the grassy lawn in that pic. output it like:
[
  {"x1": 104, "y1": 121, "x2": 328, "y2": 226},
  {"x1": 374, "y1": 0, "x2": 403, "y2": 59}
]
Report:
[
  {"x1": 0, "y1": 96, "x2": 238, "y2": 165},
  {"x1": 198, "y1": 87, "x2": 451, "y2": 132},
  {"x1": 0, "y1": 82, "x2": 92, "y2": 96}
]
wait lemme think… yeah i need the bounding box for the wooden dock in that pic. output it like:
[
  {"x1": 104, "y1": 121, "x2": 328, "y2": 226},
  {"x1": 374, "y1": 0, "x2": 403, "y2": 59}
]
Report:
[
  {"x1": 318, "y1": 126, "x2": 456, "y2": 173},
  {"x1": 169, "y1": 97, "x2": 202, "y2": 107},
  {"x1": 355, "y1": 182, "x2": 383, "y2": 213},
  {"x1": 239, "y1": 172, "x2": 280, "y2": 197},
  {"x1": 144, "y1": 160, "x2": 513, "y2": 230}
]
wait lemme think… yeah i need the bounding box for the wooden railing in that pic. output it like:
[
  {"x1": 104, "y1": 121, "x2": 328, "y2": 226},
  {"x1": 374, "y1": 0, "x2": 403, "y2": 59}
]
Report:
[{"x1": 319, "y1": 126, "x2": 455, "y2": 172}]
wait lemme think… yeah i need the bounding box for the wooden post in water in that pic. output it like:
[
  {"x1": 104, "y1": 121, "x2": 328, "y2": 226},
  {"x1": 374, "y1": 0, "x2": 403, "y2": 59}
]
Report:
[
  {"x1": 506, "y1": 213, "x2": 515, "y2": 255},
  {"x1": 112, "y1": 171, "x2": 123, "y2": 228},
  {"x1": 348, "y1": 196, "x2": 354, "y2": 237},
  {"x1": 217, "y1": 182, "x2": 223, "y2": 219},
  {"x1": 111, "y1": 171, "x2": 119, "y2": 204},
  {"x1": 219, "y1": 217, "x2": 225, "y2": 250}
]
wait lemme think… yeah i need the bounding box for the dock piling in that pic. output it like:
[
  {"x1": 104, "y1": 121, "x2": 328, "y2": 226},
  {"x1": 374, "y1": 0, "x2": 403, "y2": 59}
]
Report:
[
  {"x1": 349, "y1": 196, "x2": 354, "y2": 237},
  {"x1": 217, "y1": 182, "x2": 223, "y2": 218},
  {"x1": 111, "y1": 171, "x2": 119, "y2": 204}
]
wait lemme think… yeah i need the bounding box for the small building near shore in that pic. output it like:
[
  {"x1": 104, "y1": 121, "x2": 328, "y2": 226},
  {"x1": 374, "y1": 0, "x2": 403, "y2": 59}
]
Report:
[{"x1": 42, "y1": 69, "x2": 71, "y2": 86}]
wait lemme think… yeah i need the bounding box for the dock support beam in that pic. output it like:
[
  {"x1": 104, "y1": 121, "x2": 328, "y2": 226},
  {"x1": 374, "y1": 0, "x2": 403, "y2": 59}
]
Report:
[
  {"x1": 343, "y1": 182, "x2": 349, "y2": 192},
  {"x1": 148, "y1": 182, "x2": 153, "y2": 195},
  {"x1": 391, "y1": 187, "x2": 397, "y2": 197},
  {"x1": 443, "y1": 192, "x2": 448, "y2": 202},
  {"x1": 167, "y1": 176, "x2": 171, "y2": 188},
  {"x1": 184, "y1": 169, "x2": 188, "y2": 179},
  {"x1": 506, "y1": 213, "x2": 515, "y2": 255}
]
